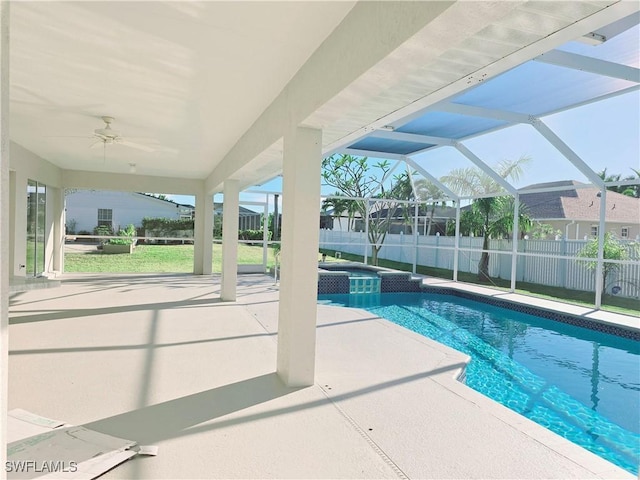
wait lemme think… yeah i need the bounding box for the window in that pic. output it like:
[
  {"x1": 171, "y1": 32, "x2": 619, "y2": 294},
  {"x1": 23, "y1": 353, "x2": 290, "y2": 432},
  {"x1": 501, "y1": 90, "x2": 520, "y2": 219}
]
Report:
[
  {"x1": 621, "y1": 227, "x2": 629, "y2": 238},
  {"x1": 590, "y1": 226, "x2": 598, "y2": 237},
  {"x1": 97, "y1": 208, "x2": 113, "y2": 229},
  {"x1": 26, "y1": 180, "x2": 46, "y2": 276}
]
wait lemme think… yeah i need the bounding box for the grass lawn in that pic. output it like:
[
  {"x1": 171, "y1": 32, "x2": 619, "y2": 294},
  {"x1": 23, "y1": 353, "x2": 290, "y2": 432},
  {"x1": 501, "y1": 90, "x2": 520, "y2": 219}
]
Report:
[
  {"x1": 65, "y1": 243, "x2": 279, "y2": 273},
  {"x1": 64, "y1": 243, "x2": 638, "y2": 316}
]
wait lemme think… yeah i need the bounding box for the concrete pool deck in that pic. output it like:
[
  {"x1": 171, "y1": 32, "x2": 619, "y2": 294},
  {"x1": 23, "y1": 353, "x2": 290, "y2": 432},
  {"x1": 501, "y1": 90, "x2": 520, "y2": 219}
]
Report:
[{"x1": 8, "y1": 273, "x2": 637, "y2": 479}]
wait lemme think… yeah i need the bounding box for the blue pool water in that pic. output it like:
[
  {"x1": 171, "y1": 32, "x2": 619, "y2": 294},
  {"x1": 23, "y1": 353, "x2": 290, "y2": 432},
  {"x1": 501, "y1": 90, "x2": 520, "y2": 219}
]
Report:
[{"x1": 318, "y1": 292, "x2": 640, "y2": 474}]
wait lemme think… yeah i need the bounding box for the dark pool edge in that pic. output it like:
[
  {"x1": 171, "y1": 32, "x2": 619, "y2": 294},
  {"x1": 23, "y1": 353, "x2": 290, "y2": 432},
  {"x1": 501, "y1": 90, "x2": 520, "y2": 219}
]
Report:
[{"x1": 418, "y1": 284, "x2": 640, "y2": 341}]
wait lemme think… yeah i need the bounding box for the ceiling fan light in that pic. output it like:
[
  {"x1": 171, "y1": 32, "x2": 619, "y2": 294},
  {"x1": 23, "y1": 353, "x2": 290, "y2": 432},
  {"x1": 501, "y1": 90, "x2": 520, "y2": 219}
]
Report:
[{"x1": 94, "y1": 127, "x2": 120, "y2": 138}]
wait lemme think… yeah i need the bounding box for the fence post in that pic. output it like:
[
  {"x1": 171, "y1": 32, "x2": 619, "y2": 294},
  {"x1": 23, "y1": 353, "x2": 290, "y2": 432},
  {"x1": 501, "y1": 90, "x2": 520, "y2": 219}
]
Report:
[
  {"x1": 560, "y1": 235, "x2": 567, "y2": 289},
  {"x1": 363, "y1": 199, "x2": 370, "y2": 264},
  {"x1": 595, "y1": 189, "x2": 606, "y2": 309},
  {"x1": 510, "y1": 194, "x2": 520, "y2": 293},
  {"x1": 453, "y1": 201, "x2": 461, "y2": 282},
  {"x1": 262, "y1": 195, "x2": 269, "y2": 272},
  {"x1": 412, "y1": 202, "x2": 418, "y2": 274}
]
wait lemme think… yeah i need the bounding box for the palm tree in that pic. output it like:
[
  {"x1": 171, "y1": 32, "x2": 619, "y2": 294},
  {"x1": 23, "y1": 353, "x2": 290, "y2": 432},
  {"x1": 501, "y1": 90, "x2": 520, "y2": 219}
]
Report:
[
  {"x1": 598, "y1": 168, "x2": 640, "y2": 197},
  {"x1": 414, "y1": 179, "x2": 448, "y2": 236},
  {"x1": 323, "y1": 195, "x2": 361, "y2": 231},
  {"x1": 440, "y1": 155, "x2": 532, "y2": 282},
  {"x1": 388, "y1": 172, "x2": 448, "y2": 235},
  {"x1": 322, "y1": 194, "x2": 348, "y2": 230}
]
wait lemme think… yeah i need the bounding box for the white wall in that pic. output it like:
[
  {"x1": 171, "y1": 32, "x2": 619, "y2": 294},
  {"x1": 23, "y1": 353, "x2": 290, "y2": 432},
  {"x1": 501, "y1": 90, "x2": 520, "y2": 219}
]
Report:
[
  {"x1": 65, "y1": 190, "x2": 181, "y2": 233},
  {"x1": 9, "y1": 142, "x2": 63, "y2": 276},
  {"x1": 547, "y1": 220, "x2": 640, "y2": 241}
]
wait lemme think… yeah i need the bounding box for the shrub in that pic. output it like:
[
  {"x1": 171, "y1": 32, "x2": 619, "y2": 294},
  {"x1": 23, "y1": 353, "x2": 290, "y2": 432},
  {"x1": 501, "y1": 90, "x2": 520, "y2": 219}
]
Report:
[
  {"x1": 141, "y1": 217, "x2": 194, "y2": 233},
  {"x1": 66, "y1": 219, "x2": 77, "y2": 234},
  {"x1": 577, "y1": 232, "x2": 639, "y2": 295},
  {"x1": 238, "y1": 229, "x2": 270, "y2": 241},
  {"x1": 94, "y1": 225, "x2": 113, "y2": 236},
  {"x1": 109, "y1": 224, "x2": 137, "y2": 245}
]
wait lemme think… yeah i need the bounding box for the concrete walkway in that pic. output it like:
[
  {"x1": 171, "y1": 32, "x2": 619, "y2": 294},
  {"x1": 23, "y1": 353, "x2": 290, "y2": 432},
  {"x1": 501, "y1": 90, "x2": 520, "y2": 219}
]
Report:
[{"x1": 8, "y1": 274, "x2": 635, "y2": 479}]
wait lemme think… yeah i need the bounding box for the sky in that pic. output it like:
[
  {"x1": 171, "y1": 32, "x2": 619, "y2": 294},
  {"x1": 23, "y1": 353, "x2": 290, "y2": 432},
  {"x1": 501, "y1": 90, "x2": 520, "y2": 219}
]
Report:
[{"x1": 166, "y1": 88, "x2": 639, "y2": 210}]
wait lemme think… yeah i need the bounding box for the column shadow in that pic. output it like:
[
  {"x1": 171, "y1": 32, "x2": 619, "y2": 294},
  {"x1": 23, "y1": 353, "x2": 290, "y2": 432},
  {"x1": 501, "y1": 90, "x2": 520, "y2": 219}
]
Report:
[{"x1": 82, "y1": 373, "x2": 300, "y2": 444}]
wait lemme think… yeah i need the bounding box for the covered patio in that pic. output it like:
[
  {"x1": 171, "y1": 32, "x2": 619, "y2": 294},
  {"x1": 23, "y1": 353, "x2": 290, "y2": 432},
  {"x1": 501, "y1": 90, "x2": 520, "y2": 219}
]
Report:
[{"x1": 1, "y1": 1, "x2": 639, "y2": 478}]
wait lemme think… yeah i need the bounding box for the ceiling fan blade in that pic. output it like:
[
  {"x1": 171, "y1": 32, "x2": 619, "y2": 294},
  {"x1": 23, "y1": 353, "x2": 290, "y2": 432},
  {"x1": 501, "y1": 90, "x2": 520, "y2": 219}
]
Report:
[
  {"x1": 90, "y1": 140, "x2": 104, "y2": 149},
  {"x1": 43, "y1": 135, "x2": 93, "y2": 138},
  {"x1": 117, "y1": 139, "x2": 156, "y2": 152}
]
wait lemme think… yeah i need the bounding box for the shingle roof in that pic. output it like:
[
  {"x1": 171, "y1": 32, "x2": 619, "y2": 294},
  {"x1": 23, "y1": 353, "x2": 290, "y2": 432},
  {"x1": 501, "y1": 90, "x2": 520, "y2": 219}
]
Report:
[
  {"x1": 520, "y1": 181, "x2": 640, "y2": 223},
  {"x1": 213, "y1": 202, "x2": 260, "y2": 217}
]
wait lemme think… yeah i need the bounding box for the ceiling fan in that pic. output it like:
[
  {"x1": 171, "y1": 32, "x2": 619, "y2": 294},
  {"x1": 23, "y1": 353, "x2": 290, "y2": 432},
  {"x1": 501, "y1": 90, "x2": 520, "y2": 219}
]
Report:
[{"x1": 90, "y1": 116, "x2": 155, "y2": 152}]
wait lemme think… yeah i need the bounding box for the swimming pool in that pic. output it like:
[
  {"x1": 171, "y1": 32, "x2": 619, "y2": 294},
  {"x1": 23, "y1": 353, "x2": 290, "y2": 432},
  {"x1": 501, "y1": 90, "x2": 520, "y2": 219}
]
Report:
[{"x1": 318, "y1": 292, "x2": 640, "y2": 474}]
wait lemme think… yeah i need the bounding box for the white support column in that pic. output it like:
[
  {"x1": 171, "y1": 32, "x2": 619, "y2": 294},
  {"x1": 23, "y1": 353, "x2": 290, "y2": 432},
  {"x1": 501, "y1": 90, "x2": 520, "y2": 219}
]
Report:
[
  {"x1": 510, "y1": 194, "x2": 520, "y2": 292},
  {"x1": 11, "y1": 171, "x2": 26, "y2": 277},
  {"x1": 412, "y1": 202, "x2": 419, "y2": 274},
  {"x1": 453, "y1": 202, "x2": 461, "y2": 282},
  {"x1": 51, "y1": 187, "x2": 65, "y2": 274},
  {"x1": 0, "y1": 2, "x2": 10, "y2": 476},
  {"x1": 193, "y1": 190, "x2": 213, "y2": 275},
  {"x1": 595, "y1": 188, "x2": 607, "y2": 309},
  {"x1": 277, "y1": 126, "x2": 321, "y2": 387},
  {"x1": 221, "y1": 179, "x2": 239, "y2": 301},
  {"x1": 262, "y1": 196, "x2": 269, "y2": 272},
  {"x1": 8, "y1": 170, "x2": 14, "y2": 276}
]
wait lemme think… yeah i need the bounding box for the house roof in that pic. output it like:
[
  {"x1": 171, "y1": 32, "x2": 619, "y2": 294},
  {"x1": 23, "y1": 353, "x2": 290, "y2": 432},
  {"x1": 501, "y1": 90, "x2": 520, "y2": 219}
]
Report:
[
  {"x1": 519, "y1": 181, "x2": 640, "y2": 223},
  {"x1": 370, "y1": 205, "x2": 458, "y2": 220},
  {"x1": 213, "y1": 202, "x2": 260, "y2": 217}
]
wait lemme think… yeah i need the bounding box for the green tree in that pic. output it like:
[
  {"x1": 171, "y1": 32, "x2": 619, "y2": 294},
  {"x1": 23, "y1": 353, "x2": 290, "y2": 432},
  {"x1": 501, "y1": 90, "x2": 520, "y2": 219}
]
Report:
[
  {"x1": 387, "y1": 172, "x2": 449, "y2": 236},
  {"x1": 321, "y1": 193, "x2": 359, "y2": 231},
  {"x1": 440, "y1": 156, "x2": 532, "y2": 282},
  {"x1": 416, "y1": 179, "x2": 449, "y2": 236},
  {"x1": 598, "y1": 168, "x2": 640, "y2": 198},
  {"x1": 322, "y1": 154, "x2": 410, "y2": 265},
  {"x1": 527, "y1": 221, "x2": 561, "y2": 240},
  {"x1": 577, "y1": 232, "x2": 639, "y2": 295}
]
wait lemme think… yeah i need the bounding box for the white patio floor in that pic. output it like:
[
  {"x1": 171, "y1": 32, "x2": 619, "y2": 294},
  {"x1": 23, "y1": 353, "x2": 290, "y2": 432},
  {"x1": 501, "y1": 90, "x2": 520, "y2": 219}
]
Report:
[{"x1": 7, "y1": 273, "x2": 635, "y2": 479}]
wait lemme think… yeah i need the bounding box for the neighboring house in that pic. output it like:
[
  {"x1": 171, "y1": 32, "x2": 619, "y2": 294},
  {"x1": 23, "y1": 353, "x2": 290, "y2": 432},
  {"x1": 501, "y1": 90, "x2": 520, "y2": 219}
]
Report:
[
  {"x1": 213, "y1": 202, "x2": 263, "y2": 230},
  {"x1": 322, "y1": 208, "x2": 360, "y2": 232},
  {"x1": 368, "y1": 205, "x2": 458, "y2": 235},
  {"x1": 65, "y1": 190, "x2": 192, "y2": 233},
  {"x1": 66, "y1": 191, "x2": 267, "y2": 234},
  {"x1": 519, "y1": 180, "x2": 640, "y2": 240},
  {"x1": 326, "y1": 205, "x2": 457, "y2": 235}
]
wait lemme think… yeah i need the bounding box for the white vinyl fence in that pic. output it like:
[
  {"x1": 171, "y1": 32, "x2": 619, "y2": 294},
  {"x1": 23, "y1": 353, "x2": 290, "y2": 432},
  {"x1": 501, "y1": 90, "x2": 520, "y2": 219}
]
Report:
[{"x1": 319, "y1": 230, "x2": 640, "y2": 298}]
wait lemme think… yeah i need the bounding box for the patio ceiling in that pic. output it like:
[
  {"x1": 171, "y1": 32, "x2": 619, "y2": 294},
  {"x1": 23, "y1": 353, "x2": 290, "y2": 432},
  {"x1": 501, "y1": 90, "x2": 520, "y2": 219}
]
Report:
[
  {"x1": 9, "y1": 1, "x2": 356, "y2": 179},
  {"x1": 7, "y1": 2, "x2": 639, "y2": 193}
]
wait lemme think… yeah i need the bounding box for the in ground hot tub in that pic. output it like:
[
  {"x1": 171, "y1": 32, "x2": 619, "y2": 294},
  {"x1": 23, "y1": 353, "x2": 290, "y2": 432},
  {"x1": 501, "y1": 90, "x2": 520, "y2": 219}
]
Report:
[{"x1": 317, "y1": 262, "x2": 424, "y2": 294}]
